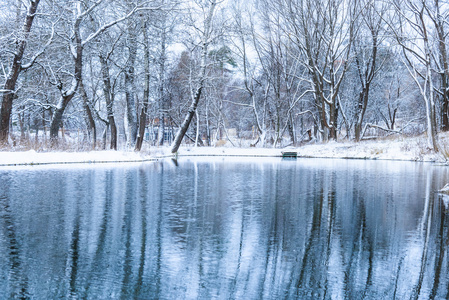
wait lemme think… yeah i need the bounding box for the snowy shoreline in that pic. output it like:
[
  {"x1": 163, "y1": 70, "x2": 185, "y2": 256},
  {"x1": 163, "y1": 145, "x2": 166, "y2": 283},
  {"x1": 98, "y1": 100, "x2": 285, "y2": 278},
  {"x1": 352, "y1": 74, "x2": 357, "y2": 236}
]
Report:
[{"x1": 0, "y1": 136, "x2": 446, "y2": 167}]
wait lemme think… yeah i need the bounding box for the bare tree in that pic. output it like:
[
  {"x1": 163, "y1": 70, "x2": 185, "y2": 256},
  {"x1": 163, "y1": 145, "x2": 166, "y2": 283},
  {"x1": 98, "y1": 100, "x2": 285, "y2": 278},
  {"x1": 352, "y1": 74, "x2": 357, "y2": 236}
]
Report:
[
  {"x1": 280, "y1": 0, "x2": 356, "y2": 141},
  {"x1": 389, "y1": 0, "x2": 439, "y2": 151},
  {"x1": 48, "y1": 1, "x2": 153, "y2": 145},
  {"x1": 99, "y1": 52, "x2": 118, "y2": 150},
  {"x1": 123, "y1": 15, "x2": 139, "y2": 148},
  {"x1": 156, "y1": 1, "x2": 170, "y2": 147},
  {"x1": 353, "y1": 0, "x2": 387, "y2": 141},
  {"x1": 427, "y1": 0, "x2": 449, "y2": 132},
  {"x1": 231, "y1": 2, "x2": 268, "y2": 146},
  {"x1": 171, "y1": 0, "x2": 219, "y2": 153},
  {"x1": 79, "y1": 79, "x2": 96, "y2": 148},
  {"x1": 135, "y1": 18, "x2": 151, "y2": 151},
  {"x1": 0, "y1": 0, "x2": 48, "y2": 144}
]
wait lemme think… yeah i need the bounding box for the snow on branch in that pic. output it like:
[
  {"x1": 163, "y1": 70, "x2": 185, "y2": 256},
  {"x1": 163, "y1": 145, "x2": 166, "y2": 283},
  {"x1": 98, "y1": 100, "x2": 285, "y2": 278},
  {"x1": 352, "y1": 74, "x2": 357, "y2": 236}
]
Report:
[
  {"x1": 82, "y1": 4, "x2": 165, "y2": 46},
  {"x1": 361, "y1": 118, "x2": 420, "y2": 140},
  {"x1": 21, "y1": 21, "x2": 55, "y2": 70}
]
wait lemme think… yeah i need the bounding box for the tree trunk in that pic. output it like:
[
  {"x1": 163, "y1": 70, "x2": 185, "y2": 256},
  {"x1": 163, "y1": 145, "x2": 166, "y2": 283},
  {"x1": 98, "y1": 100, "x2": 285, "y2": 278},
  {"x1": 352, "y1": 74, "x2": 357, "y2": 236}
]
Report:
[
  {"x1": 42, "y1": 109, "x2": 47, "y2": 141},
  {"x1": 135, "y1": 106, "x2": 147, "y2": 152},
  {"x1": 109, "y1": 117, "x2": 117, "y2": 150},
  {"x1": 0, "y1": 0, "x2": 40, "y2": 144},
  {"x1": 171, "y1": 1, "x2": 217, "y2": 153},
  {"x1": 125, "y1": 74, "x2": 138, "y2": 147},
  {"x1": 330, "y1": 101, "x2": 338, "y2": 140},
  {"x1": 157, "y1": 117, "x2": 165, "y2": 146},
  {"x1": 421, "y1": 9, "x2": 439, "y2": 151},
  {"x1": 205, "y1": 99, "x2": 211, "y2": 146},
  {"x1": 99, "y1": 55, "x2": 117, "y2": 150},
  {"x1": 50, "y1": 98, "x2": 71, "y2": 141},
  {"x1": 135, "y1": 20, "x2": 150, "y2": 152},
  {"x1": 441, "y1": 90, "x2": 449, "y2": 131},
  {"x1": 80, "y1": 80, "x2": 96, "y2": 148},
  {"x1": 426, "y1": 68, "x2": 439, "y2": 151},
  {"x1": 434, "y1": 0, "x2": 449, "y2": 131},
  {"x1": 171, "y1": 79, "x2": 206, "y2": 153},
  {"x1": 157, "y1": 11, "x2": 168, "y2": 147},
  {"x1": 125, "y1": 20, "x2": 138, "y2": 147},
  {"x1": 355, "y1": 91, "x2": 369, "y2": 141},
  {"x1": 49, "y1": 2, "x2": 83, "y2": 145},
  {"x1": 354, "y1": 29, "x2": 379, "y2": 142},
  {"x1": 18, "y1": 110, "x2": 25, "y2": 142}
]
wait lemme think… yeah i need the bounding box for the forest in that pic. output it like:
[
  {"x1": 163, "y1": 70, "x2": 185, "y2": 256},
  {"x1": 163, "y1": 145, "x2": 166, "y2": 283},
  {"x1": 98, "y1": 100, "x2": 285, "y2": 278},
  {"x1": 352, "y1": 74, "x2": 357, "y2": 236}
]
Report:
[{"x1": 0, "y1": 0, "x2": 447, "y2": 153}]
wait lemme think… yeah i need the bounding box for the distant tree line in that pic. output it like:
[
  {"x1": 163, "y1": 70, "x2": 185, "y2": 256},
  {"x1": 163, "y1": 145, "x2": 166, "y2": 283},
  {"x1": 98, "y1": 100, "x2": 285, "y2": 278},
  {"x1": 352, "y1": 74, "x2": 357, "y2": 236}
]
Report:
[{"x1": 0, "y1": 0, "x2": 448, "y2": 152}]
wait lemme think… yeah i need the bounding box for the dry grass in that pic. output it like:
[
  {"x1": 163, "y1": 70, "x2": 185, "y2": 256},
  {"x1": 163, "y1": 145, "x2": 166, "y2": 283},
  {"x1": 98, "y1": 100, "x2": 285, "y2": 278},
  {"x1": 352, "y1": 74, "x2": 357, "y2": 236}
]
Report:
[
  {"x1": 0, "y1": 134, "x2": 97, "y2": 153},
  {"x1": 438, "y1": 141, "x2": 449, "y2": 162},
  {"x1": 214, "y1": 139, "x2": 228, "y2": 147},
  {"x1": 370, "y1": 148, "x2": 384, "y2": 155}
]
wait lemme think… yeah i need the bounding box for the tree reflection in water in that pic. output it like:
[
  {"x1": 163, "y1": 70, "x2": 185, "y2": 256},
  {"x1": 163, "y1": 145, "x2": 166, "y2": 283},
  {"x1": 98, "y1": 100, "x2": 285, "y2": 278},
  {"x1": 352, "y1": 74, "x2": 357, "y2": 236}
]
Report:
[{"x1": 0, "y1": 159, "x2": 448, "y2": 299}]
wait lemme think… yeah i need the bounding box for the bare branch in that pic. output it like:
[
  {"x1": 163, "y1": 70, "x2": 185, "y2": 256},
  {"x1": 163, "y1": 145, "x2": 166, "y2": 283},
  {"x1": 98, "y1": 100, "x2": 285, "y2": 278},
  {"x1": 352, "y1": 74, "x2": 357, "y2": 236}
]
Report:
[
  {"x1": 82, "y1": 5, "x2": 164, "y2": 46},
  {"x1": 21, "y1": 21, "x2": 56, "y2": 70}
]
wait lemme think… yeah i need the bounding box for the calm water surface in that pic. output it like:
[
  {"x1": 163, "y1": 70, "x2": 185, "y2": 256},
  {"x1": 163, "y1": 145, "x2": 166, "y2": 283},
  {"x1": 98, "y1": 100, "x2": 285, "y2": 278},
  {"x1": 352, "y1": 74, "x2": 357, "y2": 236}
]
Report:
[{"x1": 0, "y1": 158, "x2": 448, "y2": 299}]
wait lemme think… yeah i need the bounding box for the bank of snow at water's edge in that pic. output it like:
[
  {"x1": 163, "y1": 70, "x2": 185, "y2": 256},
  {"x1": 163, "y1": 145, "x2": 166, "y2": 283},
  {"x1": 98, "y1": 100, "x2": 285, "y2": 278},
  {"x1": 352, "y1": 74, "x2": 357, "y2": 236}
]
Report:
[
  {"x1": 176, "y1": 137, "x2": 444, "y2": 162},
  {"x1": 0, "y1": 135, "x2": 446, "y2": 166},
  {"x1": 0, "y1": 149, "x2": 156, "y2": 166}
]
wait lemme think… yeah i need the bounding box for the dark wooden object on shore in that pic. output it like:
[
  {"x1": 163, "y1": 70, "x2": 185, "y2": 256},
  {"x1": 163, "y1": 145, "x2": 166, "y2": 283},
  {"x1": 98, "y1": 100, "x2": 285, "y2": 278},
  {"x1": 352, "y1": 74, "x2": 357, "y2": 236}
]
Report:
[{"x1": 282, "y1": 152, "x2": 298, "y2": 159}]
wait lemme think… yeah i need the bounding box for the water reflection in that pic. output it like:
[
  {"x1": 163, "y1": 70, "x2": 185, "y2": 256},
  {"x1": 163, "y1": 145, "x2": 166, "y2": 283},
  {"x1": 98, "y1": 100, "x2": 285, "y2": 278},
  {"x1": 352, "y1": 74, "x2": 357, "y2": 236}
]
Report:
[{"x1": 0, "y1": 159, "x2": 448, "y2": 299}]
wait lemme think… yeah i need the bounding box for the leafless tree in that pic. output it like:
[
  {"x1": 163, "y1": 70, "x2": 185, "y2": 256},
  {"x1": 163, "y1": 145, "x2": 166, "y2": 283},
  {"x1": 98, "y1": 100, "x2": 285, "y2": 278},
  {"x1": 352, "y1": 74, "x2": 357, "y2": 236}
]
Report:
[
  {"x1": 353, "y1": 0, "x2": 388, "y2": 141},
  {"x1": 123, "y1": 15, "x2": 139, "y2": 148},
  {"x1": 279, "y1": 0, "x2": 357, "y2": 141},
  {"x1": 135, "y1": 18, "x2": 151, "y2": 151},
  {"x1": 171, "y1": 0, "x2": 219, "y2": 153},
  {"x1": 427, "y1": 0, "x2": 449, "y2": 132},
  {"x1": 99, "y1": 50, "x2": 118, "y2": 150},
  {"x1": 0, "y1": 0, "x2": 51, "y2": 144},
  {"x1": 231, "y1": 2, "x2": 268, "y2": 146},
  {"x1": 389, "y1": 0, "x2": 439, "y2": 151},
  {"x1": 47, "y1": 0, "x2": 158, "y2": 145}
]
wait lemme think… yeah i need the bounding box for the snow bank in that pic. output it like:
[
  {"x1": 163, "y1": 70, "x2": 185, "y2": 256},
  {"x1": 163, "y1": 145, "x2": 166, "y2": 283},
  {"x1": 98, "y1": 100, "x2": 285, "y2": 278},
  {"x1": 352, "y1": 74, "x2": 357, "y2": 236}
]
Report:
[
  {"x1": 0, "y1": 135, "x2": 445, "y2": 167},
  {"x1": 174, "y1": 137, "x2": 443, "y2": 162},
  {"x1": 0, "y1": 149, "x2": 157, "y2": 166}
]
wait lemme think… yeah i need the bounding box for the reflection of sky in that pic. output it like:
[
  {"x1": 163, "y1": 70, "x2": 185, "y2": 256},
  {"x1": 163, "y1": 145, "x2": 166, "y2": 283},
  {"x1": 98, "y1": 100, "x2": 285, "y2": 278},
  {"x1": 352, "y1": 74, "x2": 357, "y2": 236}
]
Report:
[{"x1": 0, "y1": 158, "x2": 448, "y2": 299}]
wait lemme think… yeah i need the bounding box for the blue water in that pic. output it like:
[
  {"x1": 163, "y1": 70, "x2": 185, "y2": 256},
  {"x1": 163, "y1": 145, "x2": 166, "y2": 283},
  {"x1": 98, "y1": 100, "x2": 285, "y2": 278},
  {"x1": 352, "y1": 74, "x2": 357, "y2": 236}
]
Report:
[{"x1": 0, "y1": 157, "x2": 448, "y2": 299}]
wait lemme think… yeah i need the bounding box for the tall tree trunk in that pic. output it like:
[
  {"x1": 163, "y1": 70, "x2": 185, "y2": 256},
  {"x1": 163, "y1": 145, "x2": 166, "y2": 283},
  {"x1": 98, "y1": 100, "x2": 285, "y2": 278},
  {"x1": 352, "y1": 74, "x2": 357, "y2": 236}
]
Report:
[
  {"x1": 354, "y1": 24, "x2": 380, "y2": 141},
  {"x1": 135, "y1": 20, "x2": 150, "y2": 152},
  {"x1": 171, "y1": 1, "x2": 217, "y2": 153},
  {"x1": 99, "y1": 55, "x2": 117, "y2": 150},
  {"x1": 426, "y1": 65, "x2": 439, "y2": 151},
  {"x1": 135, "y1": 107, "x2": 147, "y2": 151},
  {"x1": 330, "y1": 101, "x2": 337, "y2": 140},
  {"x1": 441, "y1": 90, "x2": 449, "y2": 131},
  {"x1": 50, "y1": 94, "x2": 76, "y2": 142},
  {"x1": 79, "y1": 80, "x2": 96, "y2": 148},
  {"x1": 333, "y1": 97, "x2": 339, "y2": 140},
  {"x1": 421, "y1": 7, "x2": 439, "y2": 151},
  {"x1": 0, "y1": 0, "x2": 40, "y2": 144},
  {"x1": 18, "y1": 109, "x2": 25, "y2": 142},
  {"x1": 125, "y1": 20, "x2": 138, "y2": 147},
  {"x1": 157, "y1": 7, "x2": 168, "y2": 146},
  {"x1": 42, "y1": 109, "x2": 47, "y2": 141},
  {"x1": 434, "y1": 0, "x2": 449, "y2": 131},
  {"x1": 355, "y1": 90, "x2": 369, "y2": 141},
  {"x1": 49, "y1": 3, "x2": 83, "y2": 144}
]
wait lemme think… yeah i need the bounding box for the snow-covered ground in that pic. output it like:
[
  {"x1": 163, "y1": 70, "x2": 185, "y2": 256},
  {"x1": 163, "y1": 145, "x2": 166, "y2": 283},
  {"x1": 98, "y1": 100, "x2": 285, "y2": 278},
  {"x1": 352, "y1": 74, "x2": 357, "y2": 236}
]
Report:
[
  {"x1": 0, "y1": 149, "x2": 158, "y2": 166},
  {"x1": 1, "y1": 134, "x2": 447, "y2": 167}
]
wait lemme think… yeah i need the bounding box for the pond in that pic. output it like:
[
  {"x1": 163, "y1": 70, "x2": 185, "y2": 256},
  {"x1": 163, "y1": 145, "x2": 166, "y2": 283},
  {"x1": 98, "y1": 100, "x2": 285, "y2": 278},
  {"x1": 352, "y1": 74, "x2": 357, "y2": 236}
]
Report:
[{"x1": 0, "y1": 157, "x2": 448, "y2": 299}]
